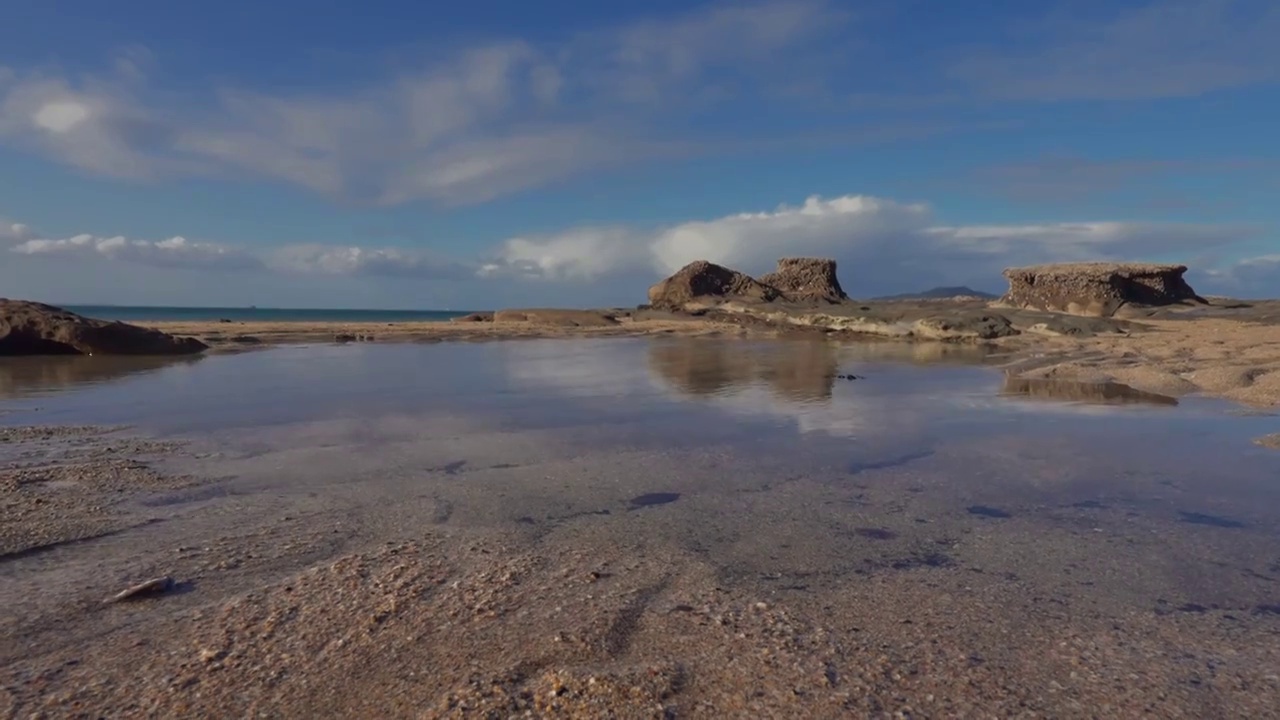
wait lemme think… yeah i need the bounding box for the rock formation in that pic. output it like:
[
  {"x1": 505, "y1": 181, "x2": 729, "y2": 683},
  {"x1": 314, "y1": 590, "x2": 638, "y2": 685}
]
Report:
[
  {"x1": 758, "y1": 258, "x2": 848, "y2": 303},
  {"x1": 997, "y1": 263, "x2": 1205, "y2": 317},
  {"x1": 646, "y1": 261, "x2": 780, "y2": 310},
  {"x1": 0, "y1": 300, "x2": 208, "y2": 356}
]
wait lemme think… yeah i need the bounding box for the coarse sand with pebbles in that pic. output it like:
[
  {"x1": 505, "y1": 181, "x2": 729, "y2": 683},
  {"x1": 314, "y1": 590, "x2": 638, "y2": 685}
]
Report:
[
  {"x1": 6, "y1": 533, "x2": 1280, "y2": 719},
  {"x1": 3, "y1": 423, "x2": 1280, "y2": 719}
]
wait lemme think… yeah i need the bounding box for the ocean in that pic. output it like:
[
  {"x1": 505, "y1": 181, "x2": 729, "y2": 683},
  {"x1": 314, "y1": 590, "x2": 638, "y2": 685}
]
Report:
[{"x1": 62, "y1": 305, "x2": 472, "y2": 323}]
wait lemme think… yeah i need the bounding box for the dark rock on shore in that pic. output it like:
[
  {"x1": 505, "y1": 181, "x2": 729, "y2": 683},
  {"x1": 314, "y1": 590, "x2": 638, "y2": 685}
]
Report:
[
  {"x1": 0, "y1": 300, "x2": 207, "y2": 356},
  {"x1": 758, "y1": 258, "x2": 848, "y2": 303},
  {"x1": 997, "y1": 263, "x2": 1206, "y2": 317},
  {"x1": 451, "y1": 312, "x2": 494, "y2": 323},
  {"x1": 647, "y1": 261, "x2": 781, "y2": 310}
]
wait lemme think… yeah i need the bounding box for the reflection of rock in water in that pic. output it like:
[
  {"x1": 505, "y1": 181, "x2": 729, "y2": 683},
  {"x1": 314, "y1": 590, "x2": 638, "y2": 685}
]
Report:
[
  {"x1": 838, "y1": 342, "x2": 995, "y2": 365},
  {"x1": 647, "y1": 339, "x2": 838, "y2": 401},
  {"x1": 1001, "y1": 376, "x2": 1178, "y2": 406},
  {"x1": 0, "y1": 355, "x2": 204, "y2": 399}
]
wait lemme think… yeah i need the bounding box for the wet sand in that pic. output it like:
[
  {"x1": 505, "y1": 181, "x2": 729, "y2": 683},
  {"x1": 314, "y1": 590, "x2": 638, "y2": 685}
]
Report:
[
  {"x1": 144, "y1": 313, "x2": 733, "y2": 347},
  {"x1": 3, "y1": 406, "x2": 1279, "y2": 718}
]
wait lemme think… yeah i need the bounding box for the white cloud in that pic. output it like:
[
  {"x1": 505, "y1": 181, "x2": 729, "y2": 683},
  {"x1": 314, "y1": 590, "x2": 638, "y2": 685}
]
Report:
[
  {"x1": 0, "y1": 1, "x2": 842, "y2": 205},
  {"x1": 11, "y1": 233, "x2": 260, "y2": 270},
  {"x1": 484, "y1": 193, "x2": 1255, "y2": 296},
  {"x1": 267, "y1": 244, "x2": 469, "y2": 279},
  {"x1": 2, "y1": 219, "x2": 468, "y2": 278},
  {"x1": 1199, "y1": 255, "x2": 1280, "y2": 297},
  {"x1": 0, "y1": 220, "x2": 32, "y2": 245}
]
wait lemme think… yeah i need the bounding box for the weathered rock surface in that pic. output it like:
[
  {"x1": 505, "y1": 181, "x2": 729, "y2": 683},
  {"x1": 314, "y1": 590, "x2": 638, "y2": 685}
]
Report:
[
  {"x1": 451, "y1": 312, "x2": 495, "y2": 323},
  {"x1": 647, "y1": 261, "x2": 780, "y2": 310},
  {"x1": 758, "y1": 258, "x2": 848, "y2": 303},
  {"x1": 0, "y1": 300, "x2": 208, "y2": 356},
  {"x1": 492, "y1": 309, "x2": 620, "y2": 327},
  {"x1": 997, "y1": 263, "x2": 1206, "y2": 317}
]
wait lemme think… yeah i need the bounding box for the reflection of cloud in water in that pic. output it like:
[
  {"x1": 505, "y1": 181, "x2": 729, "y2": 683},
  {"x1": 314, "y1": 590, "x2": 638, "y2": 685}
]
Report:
[
  {"x1": 504, "y1": 338, "x2": 975, "y2": 439},
  {"x1": 504, "y1": 338, "x2": 1190, "y2": 439}
]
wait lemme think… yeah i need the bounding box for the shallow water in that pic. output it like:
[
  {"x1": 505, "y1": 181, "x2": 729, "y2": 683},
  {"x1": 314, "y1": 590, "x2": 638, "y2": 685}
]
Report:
[
  {"x1": 3, "y1": 338, "x2": 1279, "y2": 633},
  {"x1": 2, "y1": 338, "x2": 1278, "y2": 506}
]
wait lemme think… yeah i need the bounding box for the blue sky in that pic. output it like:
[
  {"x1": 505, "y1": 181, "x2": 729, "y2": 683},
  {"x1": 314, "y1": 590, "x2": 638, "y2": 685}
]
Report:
[{"x1": 2, "y1": 0, "x2": 1278, "y2": 308}]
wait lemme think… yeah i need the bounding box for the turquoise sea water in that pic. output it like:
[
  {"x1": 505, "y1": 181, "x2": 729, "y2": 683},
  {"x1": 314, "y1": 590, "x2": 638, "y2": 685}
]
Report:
[{"x1": 62, "y1": 305, "x2": 472, "y2": 323}]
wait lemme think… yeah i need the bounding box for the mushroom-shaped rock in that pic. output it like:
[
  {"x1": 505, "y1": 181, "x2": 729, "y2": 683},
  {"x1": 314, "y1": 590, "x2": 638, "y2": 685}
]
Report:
[
  {"x1": 758, "y1": 257, "x2": 848, "y2": 303},
  {"x1": 996, "y1": 263, "x2": 1206, "y2": 317},
  {"x1": 0, "y1": 300, "x2": 208, "y2": 356},
  {"x1": 647, "y1": 261, "x2": 780, "y2": 310}
]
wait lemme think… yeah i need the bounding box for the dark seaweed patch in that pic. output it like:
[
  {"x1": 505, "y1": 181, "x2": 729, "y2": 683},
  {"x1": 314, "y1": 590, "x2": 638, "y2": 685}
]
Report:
[
  {"x1": 855, "y1": 527, "x2": 897, "y2": 541},
  {"x1": 848, "y1": 450, "x2": 933, "y2": 475},
  {"x1": 629, "y1": 492, "x2": 681, "y2": 508},
  {"x1": 967, "y1": 505, "x2": 1012, "y2": 519},
  {"x1": 1178, "y1": 511, "x2": 1245, "y2": 529},
  {"x1": 1254, "y1": 604, "x2": 1280, "y2": 616},
  {"x1": 889, "y1": 551, "x2": 955, "y2": 570},
  {"x1": 1177, "y1": 603, "x2": 1209, "y2": 613}
]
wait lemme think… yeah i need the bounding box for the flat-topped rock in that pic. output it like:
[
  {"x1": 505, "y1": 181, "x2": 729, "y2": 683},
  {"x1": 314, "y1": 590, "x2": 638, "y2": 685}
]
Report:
[
  {"x1": 997, "y1": 262, "x2": 1205, "y2": 317},
  {"x1": 0, "y1": 300, "x2": 208, "y2": 356},
  {"x1": 647, "y1": 261, "x2": 780, "y2": 310},
  {"x1": 758, "y1": 258, "x2": 848, "y2": 303}
]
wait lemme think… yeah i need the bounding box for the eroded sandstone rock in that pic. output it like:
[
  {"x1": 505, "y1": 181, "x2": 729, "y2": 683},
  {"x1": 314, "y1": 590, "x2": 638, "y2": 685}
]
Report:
[
  {"x1": 646, "y1": 261, "x2": 780, "y2": 310},
  {"x1": 997, "y1": 263, "x2": 1205, "y2": 317},
  {"x1": 0, "y1": 300, "x2": 208, "y2": 356},
  {"x1": 758, "y1": 258, "x2": 848, "y2": 303}
]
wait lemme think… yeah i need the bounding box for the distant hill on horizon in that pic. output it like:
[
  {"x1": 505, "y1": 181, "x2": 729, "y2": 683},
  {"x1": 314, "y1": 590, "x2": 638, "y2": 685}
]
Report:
[{"x1": 871, "y1": 286, "x2": 1000, "y2": 301}]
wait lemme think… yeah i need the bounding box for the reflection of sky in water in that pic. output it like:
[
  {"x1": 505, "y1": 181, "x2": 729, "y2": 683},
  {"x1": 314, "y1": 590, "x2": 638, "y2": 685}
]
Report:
[
  {"x1": 2, "y1": 337, "x2": 1279, "y2": 533},
  {"x1": 1, "y1": 338, "x2": 1277, "y2": 467},
  {"x1": 0, "y1": 338, "x2": 1269, "y2": 437}
]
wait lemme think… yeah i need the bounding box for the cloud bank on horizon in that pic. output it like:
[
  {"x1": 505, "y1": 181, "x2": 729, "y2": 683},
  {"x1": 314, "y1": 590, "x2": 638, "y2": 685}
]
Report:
[
  {"x1": 0, "y1": 0, "x2": 1277, "y2": 307},
  {"x1": 2, "y1": 195, "x2": 1268, "y2": 304}
]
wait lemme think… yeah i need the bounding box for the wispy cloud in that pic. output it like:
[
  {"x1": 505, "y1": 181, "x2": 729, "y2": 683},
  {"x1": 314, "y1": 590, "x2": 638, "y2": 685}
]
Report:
[
  {"x1": 10, "y1": 233, "x2": 261, "y2": 270},
  {"x1": 4, "y1": 221, "x2": 472, "y2": 279},
  {"x1": 0, "y1": 1, "x2": 848, "y2": 206},
  {"x1": 976, "y1": 156, "x2": 1275, "y2": 200},
  {"x1": 267, "y1": 244, "x2": 471, "y2": 279},
  {"x1": 951, "y1": 0, "x2": 1280, "y2": 101},
  {"x1": 1201, "y1": 255, "x2": 1280, "y2": 297}
]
